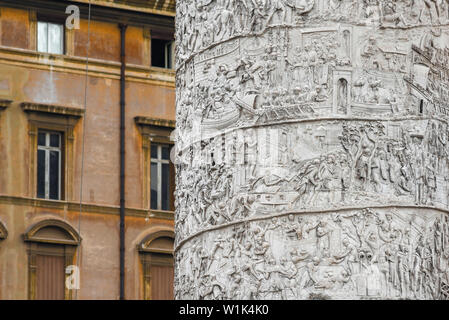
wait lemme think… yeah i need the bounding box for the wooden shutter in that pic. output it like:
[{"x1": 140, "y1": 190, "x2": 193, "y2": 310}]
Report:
[
  {"x1": 35, "y1": 254, "x2": 65, "y2": 300},
  {"x1": 151, "y1": 264, "x2": 174, "y2": 300}
]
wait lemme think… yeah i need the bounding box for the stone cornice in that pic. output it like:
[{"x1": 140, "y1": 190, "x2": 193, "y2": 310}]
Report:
[
  {"x1": 0, "y1": 194, "x2": 174, "y2": 220},
  {"x1": 0, "y1": 46, "x2": 175, "y2": 88},
  {"x1": 21, "y1": 102, "x2": 85, "y2": 117},
  {"x1": 135, "y1": 116, "x2": 176, "y2": 129},
  {"x1": 69, "y1": 0, "x2": 175, "y2": 17},
  {"x1": 0, "y1": 0, "x2": 175, "y2": 28}
]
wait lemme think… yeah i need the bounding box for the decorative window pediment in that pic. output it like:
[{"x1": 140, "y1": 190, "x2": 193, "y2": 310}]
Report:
[
  {"x1": 24, "y1": 219, "x2": 81, "y2": 246},
  {"x1": 135, "y1": 116, "x2": 175, "y2": 140},
  {"x1": 21, "y1": 102, "x2": 84, "y2": 121},
  {"x1": 0, "y1": 220, "x2": 8, "y2": 240},
  {"x1": 138, "y1": 230, "x2": 174, "y2": 255}
]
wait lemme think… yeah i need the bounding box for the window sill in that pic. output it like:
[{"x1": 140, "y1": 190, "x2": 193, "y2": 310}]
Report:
[
  {"x1": 150, "y1": 65, "x2": 175, "y2": 72},
  {"x1": 0, "y1": 46, "x2": 175, "y2": 86},
  {"x1": 148, "y1": 209, "x2": 174, "y2": 220}
]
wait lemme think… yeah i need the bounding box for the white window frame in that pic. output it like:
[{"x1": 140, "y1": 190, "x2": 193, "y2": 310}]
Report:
[
  {"x1": 37, "y1": 131, "x2": 62, "y2": 200},
  {"x1": 150, "y1": 144, "x2": 170, "y2": 210},
  {"x1": 164, "y1": 41, "x2": 175, "y2": 69},
  {"x1": 37, "y1": 21, "x2": 64, "y2": 55}
]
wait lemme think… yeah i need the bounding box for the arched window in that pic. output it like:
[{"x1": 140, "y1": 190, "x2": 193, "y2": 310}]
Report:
[
  {"x1": 24, "y1": 219, "x2": 81, "y2": 300},
  {"x1": 138, "y1": 230, "x2": 174, "y2": 300}
]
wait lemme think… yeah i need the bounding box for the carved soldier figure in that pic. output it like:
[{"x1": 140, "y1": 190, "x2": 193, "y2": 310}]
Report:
[
  {"x1": 316, "y1": 220, "x2": 332, "y2": 257},
  {"x1": 267, "y1": 0, "x2": 289, "y2": 25},
  {"x1": 381, "y1": 0, "x2": 409, "y2": 26},
  {"x1": 249, "y1": 0, "x2": 268, "y2": 33},
  {"x1": 424, "y1": 154, "x2": 437, "y2": 205}
]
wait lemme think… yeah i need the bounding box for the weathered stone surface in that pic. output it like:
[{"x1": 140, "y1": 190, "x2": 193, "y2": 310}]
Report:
[{"x1": 175, "y1": 0, "x2": 449, "y2": 300}]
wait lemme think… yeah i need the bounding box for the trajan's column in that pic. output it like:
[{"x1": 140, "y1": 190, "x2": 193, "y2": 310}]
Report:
[{"x1": 174, "y1": 0, "x2": 449, "y2": 300}]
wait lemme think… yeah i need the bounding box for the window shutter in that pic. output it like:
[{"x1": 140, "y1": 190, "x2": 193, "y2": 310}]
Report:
[{"x1": 36, "y1": 255, "x2": 65, "y2": 300}]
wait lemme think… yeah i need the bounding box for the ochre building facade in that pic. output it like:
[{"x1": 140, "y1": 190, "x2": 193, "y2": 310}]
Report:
[{"x1": 0, "y1": 0, "x2": 176, "y2": 300}]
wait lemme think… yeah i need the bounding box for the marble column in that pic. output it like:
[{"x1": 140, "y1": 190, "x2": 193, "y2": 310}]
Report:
[{"x1": 175, "y1": 0, "x2": 449, "y2": 300}]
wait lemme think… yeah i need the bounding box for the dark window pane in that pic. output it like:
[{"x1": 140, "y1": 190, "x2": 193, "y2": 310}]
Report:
[
  {"x1": 152, "y1": 39, "x2": 169, "y2": 68},
  {"x1": 38, "y1": 132, "x2": 46, "y2": 146},
  {"x1": 161, "y1": 163, "x2": 169, "y2": 211},
  {"x1": 37, "y1": 150, "x2": 46, "y2": 198},
  {"x1": 151, "y1": 145, "x2": 158, "y2": 159},
  {"x1": 50, "y1": 133, "x2": 60, "y2": 148},
  {"x1": 162, "y1": 146, "x2": 170, "y2": 160},
  {"x1": 49, "y1": 151, "x2": 59, "y2": 200},
  {"x1": 151, "y1": 163, "x2": 158, "y2": 210}
]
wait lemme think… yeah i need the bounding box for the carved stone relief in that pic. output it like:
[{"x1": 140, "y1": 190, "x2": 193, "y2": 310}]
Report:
[
  {"x1": 175, "y1": 0, "x2": 449, "y2": 300},
  {"x1": 176, "y1": 208, "x2": 449, "y2": 300}
]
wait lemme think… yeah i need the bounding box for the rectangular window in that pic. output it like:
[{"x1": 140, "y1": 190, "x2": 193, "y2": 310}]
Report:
[
  {"x1": 150, "y1": 144, "x2": 172, "y2": 211},
  {"x1": 37, "y1": 131, "x2": 62, "y2": 200},
  {"x1": 151, "y1": 39, "x2": 175, "y2": 69},
  {"x1": 37, "y1": 21, "x2": 64, "y2": 54}
]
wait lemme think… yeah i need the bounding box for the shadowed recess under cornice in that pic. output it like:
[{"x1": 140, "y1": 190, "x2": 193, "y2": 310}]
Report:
[
  {"x1": 135, "y1": 116, "x2": 175, "y2": 128},
  {"x1": 113, "y1": 0, "x2": 176, "y2": 12}
]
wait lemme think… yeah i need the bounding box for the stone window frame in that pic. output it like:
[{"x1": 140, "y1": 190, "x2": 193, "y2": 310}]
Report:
[
  {"x1": 21, "y1": 102, "x2": 84, "y2": 202},
  {"x1": 148, "y1": 28, "x2": 175, "y2": 70},
  {"x1": 137, "y1": 229, "x2": 174, "y2": 300},
  {"x1": 23, "y1": 219, "x2": 81, "y2": 300},
  {"x1": 135, "y1": 116, "x2": 175, "y2": 216},
  {"x1": 29, "y1": 9, "x2": 73, "y2": 56}
]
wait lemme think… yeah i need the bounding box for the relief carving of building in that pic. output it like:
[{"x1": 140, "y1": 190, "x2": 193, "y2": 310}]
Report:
[{"x1": 175, "y1": 0, "x2": 449, "y2": 300}]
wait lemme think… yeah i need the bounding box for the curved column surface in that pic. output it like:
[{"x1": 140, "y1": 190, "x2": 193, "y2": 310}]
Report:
[{"x1": 175, "y1": 0, "x2": 449, "y2": 300}]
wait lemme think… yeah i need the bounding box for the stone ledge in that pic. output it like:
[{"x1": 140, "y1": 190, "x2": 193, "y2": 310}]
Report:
[
  {"x1": 70, "y1": 0, "x2": 176, "y2": 17},
  {"x1": 0, "y1": 194, "x2": 174, "y2": 220},
  {"x1": 0, "y1": 46, "x2": 175, "y2": 87}
]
